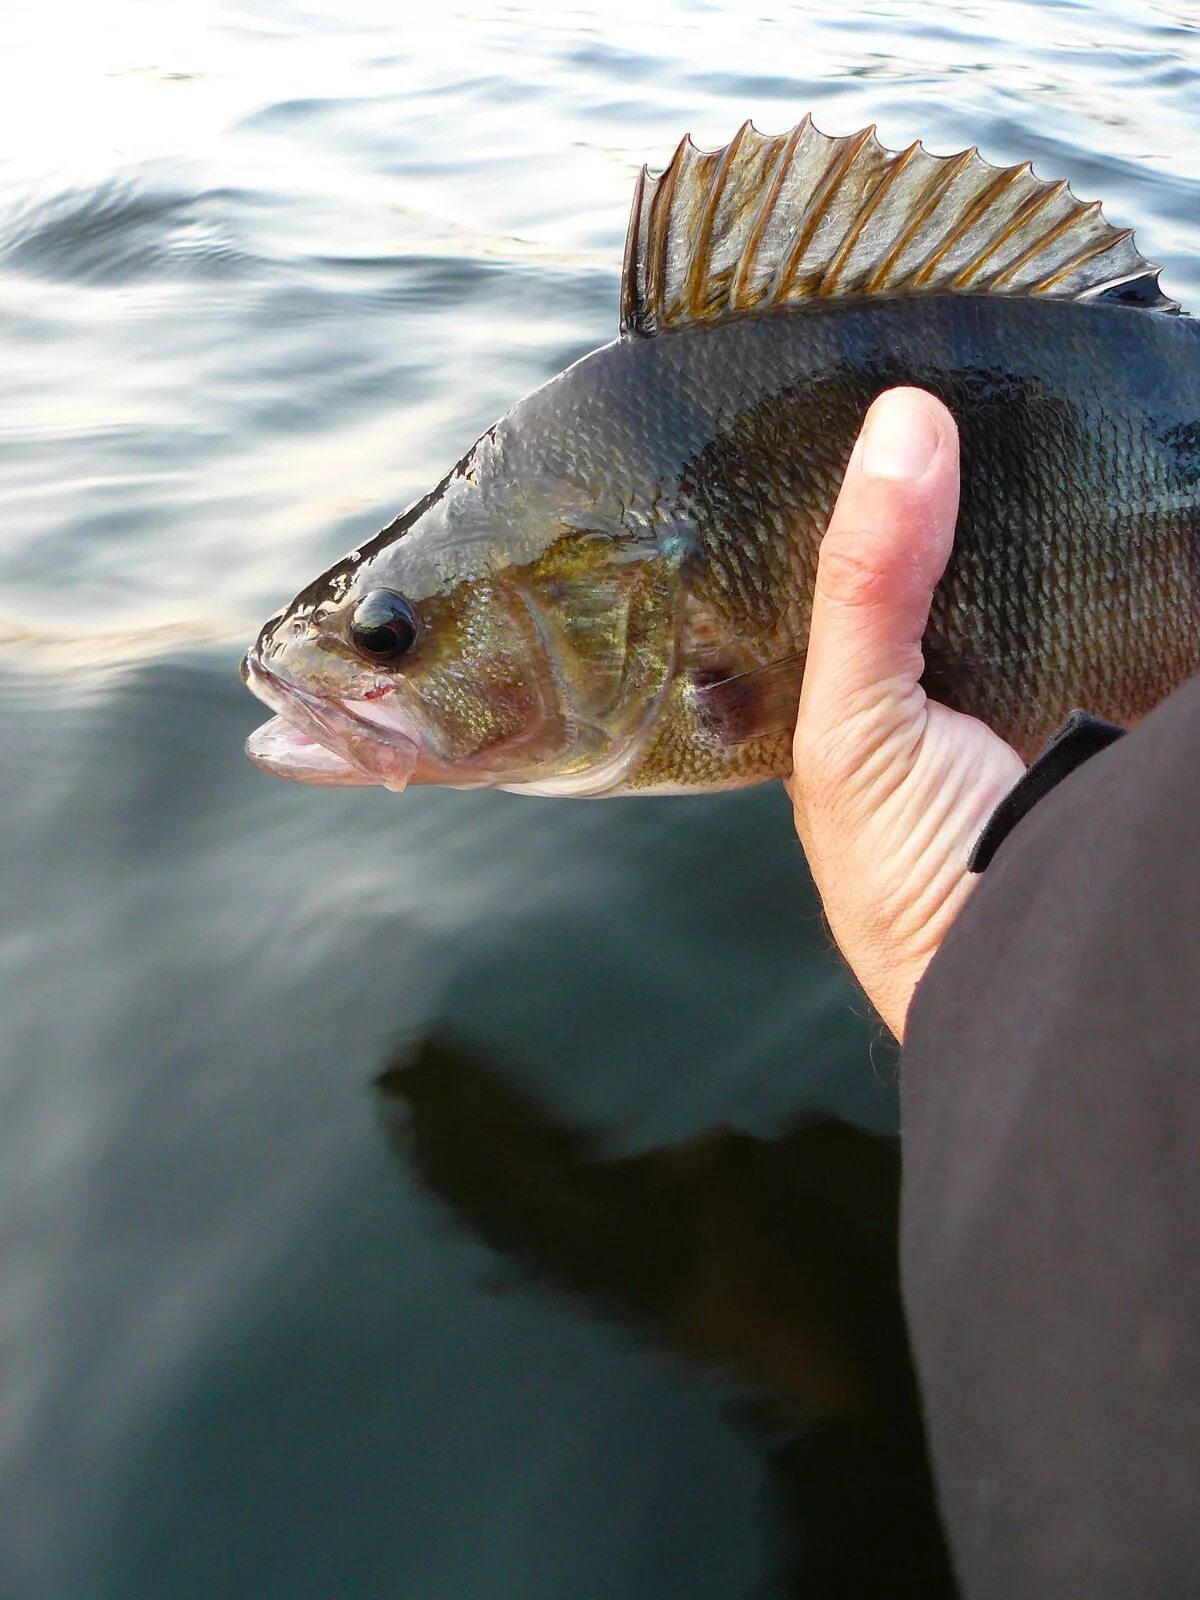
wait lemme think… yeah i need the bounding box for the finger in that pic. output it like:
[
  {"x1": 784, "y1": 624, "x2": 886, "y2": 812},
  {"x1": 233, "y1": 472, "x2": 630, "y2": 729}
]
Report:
[{"x1": 800, "y1": 388, "x2": 960, "y2": 734}]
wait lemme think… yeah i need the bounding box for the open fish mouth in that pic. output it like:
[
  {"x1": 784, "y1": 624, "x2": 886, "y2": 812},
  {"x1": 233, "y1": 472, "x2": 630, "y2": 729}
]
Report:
[{"x1": 242, "y1": 653, "x2": 419, "y2": 792}]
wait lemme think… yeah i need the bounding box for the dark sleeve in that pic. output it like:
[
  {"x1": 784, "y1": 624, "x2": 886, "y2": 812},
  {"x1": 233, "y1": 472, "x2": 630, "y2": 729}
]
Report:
[{"x1": 900, "y1": 672, "x2": 1200, "y2": 1600}]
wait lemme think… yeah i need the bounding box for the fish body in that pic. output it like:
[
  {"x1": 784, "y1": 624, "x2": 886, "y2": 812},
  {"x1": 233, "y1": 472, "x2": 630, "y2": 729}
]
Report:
[{"x1": 244, "y1": 120, "x2": 1200, "y2": 796}]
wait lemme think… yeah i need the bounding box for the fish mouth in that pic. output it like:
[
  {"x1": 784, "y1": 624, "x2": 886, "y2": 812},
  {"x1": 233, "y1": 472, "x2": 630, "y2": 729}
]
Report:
[{"x1": 242, "y1": 652, "x2": 420, "y2": 792}]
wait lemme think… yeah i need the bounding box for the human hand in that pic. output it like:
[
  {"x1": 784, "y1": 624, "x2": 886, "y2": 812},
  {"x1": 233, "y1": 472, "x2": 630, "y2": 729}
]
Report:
[{"x1": 788, "y1": 388, "x2": 1025, "y2": 1041}]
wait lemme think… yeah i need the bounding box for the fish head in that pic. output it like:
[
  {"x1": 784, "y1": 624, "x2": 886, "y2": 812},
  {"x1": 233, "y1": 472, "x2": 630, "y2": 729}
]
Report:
[{"x1": 244, "y1": 449, "x2": 690, "y2": 796}]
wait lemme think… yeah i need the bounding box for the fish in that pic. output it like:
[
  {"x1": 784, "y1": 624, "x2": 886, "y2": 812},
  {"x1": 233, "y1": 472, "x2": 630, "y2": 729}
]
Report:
[{"x1": 243, "y1": 117, "x2": 1200, "y2": 797}]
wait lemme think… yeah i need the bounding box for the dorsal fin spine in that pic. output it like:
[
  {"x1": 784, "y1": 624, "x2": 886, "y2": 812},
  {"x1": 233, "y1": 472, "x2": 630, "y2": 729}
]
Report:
[
  {"x1": 907, "y1": 161, "x2": 1034, "y2": 289},
  {"x1": 988, "y1": 193, "x2": 1099, "y2": 289},
  {"x1": 684, "y1": 120, "x2": 750, "y2": 313},
  {"x1": 620, "y1": 164, "x2": 648, "y2": 331},
  {"x1": 821, "y1": 139, "x2": 920, "y2": 296},
  {"x1": 864, "y1": 144, "x2": 977, "y2": 294},
  {"x1": 954, "y1": 177, "x2": 1071, "y2": 288},
  {"x1": 1032, "y1": 226, "x2": 1135, "y2": 294},
  {"x1": 646, "y1": 139, "x2": 687, "y2": 325},
  {"x1": 771, "y1": 125, "x2": 875, "y2": 302},
  {"x1": 729, "y1": 118, "x2": 808, "y2": 311}
]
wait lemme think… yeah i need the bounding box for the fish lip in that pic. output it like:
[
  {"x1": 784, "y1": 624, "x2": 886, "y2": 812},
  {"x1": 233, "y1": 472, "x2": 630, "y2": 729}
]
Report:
[
  {"x1": 245, "y1": 716, "x2": 376, "y2": 786},
  {"x1": 242, "y1": 649, "x2": 421, "y2": 789}
]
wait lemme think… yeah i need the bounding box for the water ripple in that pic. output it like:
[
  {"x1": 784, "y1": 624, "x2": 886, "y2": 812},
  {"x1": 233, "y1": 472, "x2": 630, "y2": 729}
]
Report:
[{"x1": 2, "y1": 180, "x2": 256, "y2": 285}]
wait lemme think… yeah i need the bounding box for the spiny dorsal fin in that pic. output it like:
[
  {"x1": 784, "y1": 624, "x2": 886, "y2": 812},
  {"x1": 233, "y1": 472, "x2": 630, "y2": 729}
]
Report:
[{"x1": 619, "y1": 117, "x2": 1177, "y2": 336}]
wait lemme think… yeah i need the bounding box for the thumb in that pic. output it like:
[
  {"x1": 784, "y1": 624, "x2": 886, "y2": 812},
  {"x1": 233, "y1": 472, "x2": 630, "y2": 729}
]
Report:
[{"x1": 798, "y1": 387, "x2": 959, "y2": 746}]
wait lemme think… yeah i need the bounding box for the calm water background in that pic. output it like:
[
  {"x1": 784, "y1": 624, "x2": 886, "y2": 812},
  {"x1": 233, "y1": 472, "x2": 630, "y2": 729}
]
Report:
[{"x1": 2, "y1": 3, "x2": 1198, "y2": 1596}]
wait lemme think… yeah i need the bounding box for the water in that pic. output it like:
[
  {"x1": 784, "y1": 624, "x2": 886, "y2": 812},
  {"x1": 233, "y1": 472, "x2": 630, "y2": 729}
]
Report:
[{"x1": 2, "y1": 3, "x2": 1197, "y2": 1595}]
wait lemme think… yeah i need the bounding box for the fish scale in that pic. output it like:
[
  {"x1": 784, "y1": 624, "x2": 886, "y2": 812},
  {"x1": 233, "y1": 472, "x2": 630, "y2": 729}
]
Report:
[{"x1": 560, "y1": 295, "x2": 1199, "y2": 783}]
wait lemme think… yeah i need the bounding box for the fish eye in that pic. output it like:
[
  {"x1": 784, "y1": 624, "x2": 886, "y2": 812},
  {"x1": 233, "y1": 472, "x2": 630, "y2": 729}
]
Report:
[{"x1": 348, "y1": 590, "x2": 419, "y2": 664}]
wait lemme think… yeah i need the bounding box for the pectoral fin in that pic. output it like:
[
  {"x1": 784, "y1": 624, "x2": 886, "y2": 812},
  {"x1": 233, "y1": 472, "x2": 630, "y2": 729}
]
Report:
[{"x1": 690, "y1": 653, "x2": 805, "y2": 747}]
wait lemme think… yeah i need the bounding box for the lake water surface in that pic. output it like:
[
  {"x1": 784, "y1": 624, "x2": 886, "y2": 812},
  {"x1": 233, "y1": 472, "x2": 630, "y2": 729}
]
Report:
[{"x1": 2, "y1": 3, "x2": 1198, "y2": 1595}]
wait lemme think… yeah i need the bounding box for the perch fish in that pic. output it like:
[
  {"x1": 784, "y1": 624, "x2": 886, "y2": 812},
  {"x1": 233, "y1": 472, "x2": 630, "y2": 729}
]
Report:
[{"x1": 243, "y1": 118, "x2": 1200, "y2": 796}]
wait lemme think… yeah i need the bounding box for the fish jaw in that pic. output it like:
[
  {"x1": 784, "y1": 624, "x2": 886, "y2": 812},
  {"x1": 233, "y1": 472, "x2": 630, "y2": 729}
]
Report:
[
  {"x1": 242, "y1": 652, "x2": 420, "y2": 792},
  {"x1": 245, "y1": 716, "x2": 377, "y2": 787}
]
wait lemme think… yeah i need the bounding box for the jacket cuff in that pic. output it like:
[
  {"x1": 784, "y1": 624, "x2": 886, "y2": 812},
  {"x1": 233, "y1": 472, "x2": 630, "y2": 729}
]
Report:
[{"x1": 968, "y1": 711, "x2": 1126, "y2": 872}]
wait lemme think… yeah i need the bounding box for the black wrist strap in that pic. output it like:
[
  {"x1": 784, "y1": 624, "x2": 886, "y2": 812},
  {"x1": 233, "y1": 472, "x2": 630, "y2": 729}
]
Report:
[{"x1": 968, "y1": 710, "x2": 1127, "y2": 873}]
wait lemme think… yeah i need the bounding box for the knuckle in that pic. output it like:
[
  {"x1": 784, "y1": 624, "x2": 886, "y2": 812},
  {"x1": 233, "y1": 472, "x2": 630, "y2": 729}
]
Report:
[{"x1": 814, "y1": 539, "x2": 889, "y2": 611}]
